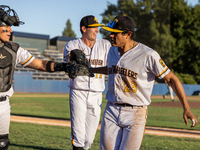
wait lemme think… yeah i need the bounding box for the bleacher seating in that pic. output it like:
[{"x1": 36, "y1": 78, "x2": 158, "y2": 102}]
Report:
[
  {"x1": 33, "y1": 72, "x2": 69, "y2": 80},
  {"x1": 15, "y1": 48, "x2": 69, "y2": 80},
  {"x1": 43, "y1": 49, "x2": 64, "y2": 62},
  {"x1": 24, "y1": 47, "x2": 51, "y2": 61}
]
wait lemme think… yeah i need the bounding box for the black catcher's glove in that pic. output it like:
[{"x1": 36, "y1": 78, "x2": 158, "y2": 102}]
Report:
[
  {"x1": 70, "y1": 49, "x2": 91, "y2": 68},
  {"x1": 65, "y1": 61, "x2": 94, "y2": 79},
  {"x1": 49, "y1": 61, "x2": 94, "y2": 79}
]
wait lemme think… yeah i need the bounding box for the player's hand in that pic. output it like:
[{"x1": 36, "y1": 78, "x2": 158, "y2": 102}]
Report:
[{"x1": 183, "y1": 109, "x2": 198, "y2": 127}]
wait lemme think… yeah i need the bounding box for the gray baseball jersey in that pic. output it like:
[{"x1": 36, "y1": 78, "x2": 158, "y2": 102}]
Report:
[
  {"x1": 106, "y1": 43, "x2": 170, "y2": 105},
  {"x1": 100, "y1": 43, "x2": 170, "y2": 150}
]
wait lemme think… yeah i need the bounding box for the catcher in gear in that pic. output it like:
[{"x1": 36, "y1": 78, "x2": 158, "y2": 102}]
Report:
[{"x1": 0, "y1": 5, "x2": 93, "y2": 150}]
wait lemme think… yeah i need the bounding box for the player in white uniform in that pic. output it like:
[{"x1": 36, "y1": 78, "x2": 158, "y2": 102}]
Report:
[
  {"x1": 163, "y1": 80, "x2": 175, "y2": 101},
  {"x1": 63, "y1": 15, "x2": 111, "y2": 150},
  {"x1": 0, "y1": 6, "x2": 90, "y2": 150},
  {"x1": 91, "y1": 15, "x2": 198, "y2": 150}
]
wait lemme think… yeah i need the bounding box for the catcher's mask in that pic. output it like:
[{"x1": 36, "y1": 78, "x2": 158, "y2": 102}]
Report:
[{"x1": 0, "y1": 5, "x2": 24, "y2": 27}]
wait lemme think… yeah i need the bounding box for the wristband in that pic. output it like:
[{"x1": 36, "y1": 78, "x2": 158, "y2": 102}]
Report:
[{"x1": 46, "y1": 61, "x2": 54, "y2": 72}]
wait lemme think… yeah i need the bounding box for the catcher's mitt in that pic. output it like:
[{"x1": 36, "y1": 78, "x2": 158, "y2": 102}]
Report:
[
  {"x1": 70, "y1": 49, "x2": 91, "y2": 68},
  {"x1": 65, "y1": 61, "x2": 94, "y2": 79}
]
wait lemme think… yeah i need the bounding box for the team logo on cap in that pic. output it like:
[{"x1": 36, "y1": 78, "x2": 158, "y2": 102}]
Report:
[
  {"x1": 159, "y1": 58, "x2": 165, "y2": 68},
  {"x1": 108, "y1": 19, "x2": 118, "y2": 28},
  {"x1": 94, "y1": 17, "x2": 98, "y2": 23}
]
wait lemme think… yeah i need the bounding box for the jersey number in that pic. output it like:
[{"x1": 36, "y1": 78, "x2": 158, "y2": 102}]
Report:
[
  {"x1": 124, "y1": 81, "x2": 137, "y2": 92},
  {"x1": 95, "y1": 73, "x2": 102, "y2": 78}
]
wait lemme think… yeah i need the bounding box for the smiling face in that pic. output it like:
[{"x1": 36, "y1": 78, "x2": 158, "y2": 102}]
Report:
[
  {"x1": 82, "y1": 26, "x2": 99, "y2": 41},
  {"x1": 0, "y1": 26, "x2": 12, "y2": 43}
]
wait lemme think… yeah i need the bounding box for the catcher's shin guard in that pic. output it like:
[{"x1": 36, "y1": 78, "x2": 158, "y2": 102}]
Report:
[
  {"x1": 73, "y1": 146, "x2": 84, "y2": 150},
  {"x1": 0, "y1": 134, "x2": 10, "y2": 150}
]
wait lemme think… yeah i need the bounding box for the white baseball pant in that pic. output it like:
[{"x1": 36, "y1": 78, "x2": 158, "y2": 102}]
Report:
[
  {"x1": 100, "y1": 102, "x2": 147, "y2": 150},
  {"x1": 70, "y1": 88, "x2": 102, "y2": 149},
  {"x1": 0, "y1": 98, "x2": 10, "y2": 135}
]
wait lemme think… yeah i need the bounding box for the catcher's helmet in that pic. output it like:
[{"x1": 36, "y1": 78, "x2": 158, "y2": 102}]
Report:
[{"x1": 0, "y1": 5, "x2": 24, "y2": 27}]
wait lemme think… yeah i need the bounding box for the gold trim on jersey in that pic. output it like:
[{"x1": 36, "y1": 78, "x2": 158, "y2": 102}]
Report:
[
  {"x1": 156, "y1": 67, "x2": 168, "y2": 78},
  {"x1": 21, "y1": 55, "x2": 33, "y2": 65}
]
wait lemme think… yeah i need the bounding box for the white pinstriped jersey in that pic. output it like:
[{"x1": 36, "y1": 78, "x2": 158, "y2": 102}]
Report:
[
  {"x1": 0, "y1": 47, "x2": 35, "y2": 97},
  {"x1": 63, "y1": 38, "x2": 111, "y2": 92},
  {"x1": 106, "y1": 43, "x2": 170, "y2": 106}
]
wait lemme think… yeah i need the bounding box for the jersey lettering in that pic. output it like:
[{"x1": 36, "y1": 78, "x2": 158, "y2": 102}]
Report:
[
  {"x1": 90, "y1": 59, "x2": 103, "y2": 66},
  {"x1": 108, "y1": 65, "x2": 138, "y2": 79}
]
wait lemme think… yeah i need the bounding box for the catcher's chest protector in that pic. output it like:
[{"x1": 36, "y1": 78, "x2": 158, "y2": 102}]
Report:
[{"x1": 0, "y1": 42, "x2": 19, "y2": 92}]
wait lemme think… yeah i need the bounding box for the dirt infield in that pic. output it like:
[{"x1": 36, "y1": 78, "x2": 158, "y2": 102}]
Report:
[
  {"x1": 150, "y1": 95, "x2": 200, "y2": 108},
  {"x1": 10, "y1": 115, "x2": 200, "y2": 139},
  {"x1": 150, "y1": 101, "x2": 200, "y2": 108}
]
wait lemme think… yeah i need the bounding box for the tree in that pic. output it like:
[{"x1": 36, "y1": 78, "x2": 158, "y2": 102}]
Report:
[
  {"x1": 62, "y1": 19, "x2": 76, "y2": 38},
  {"x1": 100, "y1": 0, "x2": 171, "y2": 67},
  {"x1": 170, "y1": 0, "x2": 200, "y2": 74},
  {"x1": 100, "y1": 0, "x2": 200, "y2": 74}
]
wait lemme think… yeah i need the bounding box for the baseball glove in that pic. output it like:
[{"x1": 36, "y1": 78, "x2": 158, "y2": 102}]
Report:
[
  {"x1": 65, "y1": 61, "x2": 94, "y2": 79},
  {"x1": 70, "y1": 49, "x2": 91, "y2": 68}
]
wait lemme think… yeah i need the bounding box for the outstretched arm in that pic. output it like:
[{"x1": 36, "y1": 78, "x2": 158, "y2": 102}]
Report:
[
  {"x1": 26, "y1": 58, "x2": 54, "y2": 72},
  {"x1": 26, "y1": 58, "x2": 94, "y2": 79},
  {"x1": 163, "y1": 71, "x2": 198, "y2": 127},
  {"x1": 90, "y1": 66, "x2": 108, "y2": 75}
]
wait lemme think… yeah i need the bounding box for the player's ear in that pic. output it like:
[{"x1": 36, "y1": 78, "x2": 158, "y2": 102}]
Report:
[
  {"x1": 127, "y1": 31, "x2": 132, "y2": 38},
  {"x1": 81, "y1": 26, "x2": 87, "y2": 33}
]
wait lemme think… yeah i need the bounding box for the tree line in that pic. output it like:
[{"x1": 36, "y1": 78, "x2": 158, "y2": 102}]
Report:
[{"x1": 63, "y1": 0, "x2": 200, "y2": 84}]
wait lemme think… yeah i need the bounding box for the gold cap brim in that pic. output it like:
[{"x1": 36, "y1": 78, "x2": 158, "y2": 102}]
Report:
[
  {"x1": 102, "y1": 26, "x2": 124, "y2": 32},
  {"x1": 88, "y1": 23, "x2": 105, "y2": 27}
]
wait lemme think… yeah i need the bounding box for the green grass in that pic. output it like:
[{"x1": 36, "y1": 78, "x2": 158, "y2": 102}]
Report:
[
  {"x1": 8, "y1": 94, "x2": 200, "y2": 149},
  {"x1": 10, "y1": 96, "x2": 70, "y2": 119},
  {"x1": 149, "y1": 98, "x2": 200, "y2": 130},
  {"x1": 10, "y1": 94, "x2": 200, "y2": 130},
  {"x1": 9, "y1": 122, "x2": 200, "y2": 150}
]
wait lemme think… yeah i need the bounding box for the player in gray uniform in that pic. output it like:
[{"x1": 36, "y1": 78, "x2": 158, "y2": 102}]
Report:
[
  {"x1": 63, "y1": 15, "x2": 111, "y2": 150},
  {"x1": 91, "y1": 15, "x2": 198, "y2": 150},
  {"x1": 0, "y1": 5, "x2": 91, "y2": 150}
]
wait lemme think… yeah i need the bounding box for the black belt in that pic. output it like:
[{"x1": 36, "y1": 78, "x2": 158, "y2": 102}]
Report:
[
  {"x1": 115, "y1": 103, "x2": 143, "y2": 108},
  {"x1": 0, "y1": 97, "x2": 7, "y2": 102}
]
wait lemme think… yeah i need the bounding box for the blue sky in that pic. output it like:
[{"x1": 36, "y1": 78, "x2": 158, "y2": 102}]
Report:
[{"x1": 1, "y1": 0, "x2": 199, "y2": 39}]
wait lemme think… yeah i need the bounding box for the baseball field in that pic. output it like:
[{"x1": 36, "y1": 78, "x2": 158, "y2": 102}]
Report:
[{"x1": 8, "y1": 93, "x2": 200, "y2": 150}]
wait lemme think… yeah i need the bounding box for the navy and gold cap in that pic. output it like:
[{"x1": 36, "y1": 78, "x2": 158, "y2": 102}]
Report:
[
  {"x1": 102, "y1": 15, "x2": 135, "y2": 33},
  {"x1": 80, "y1": 15, "x2": 104, "y2": 28}
]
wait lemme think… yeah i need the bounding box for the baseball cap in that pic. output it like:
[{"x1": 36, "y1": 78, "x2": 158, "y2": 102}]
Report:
[
  {"x1": 80, "y1": 15, "x2": 104, "y2": 28},
  {"x1": 102, "y1": 15, "x2": 135, "y2": 33}
]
